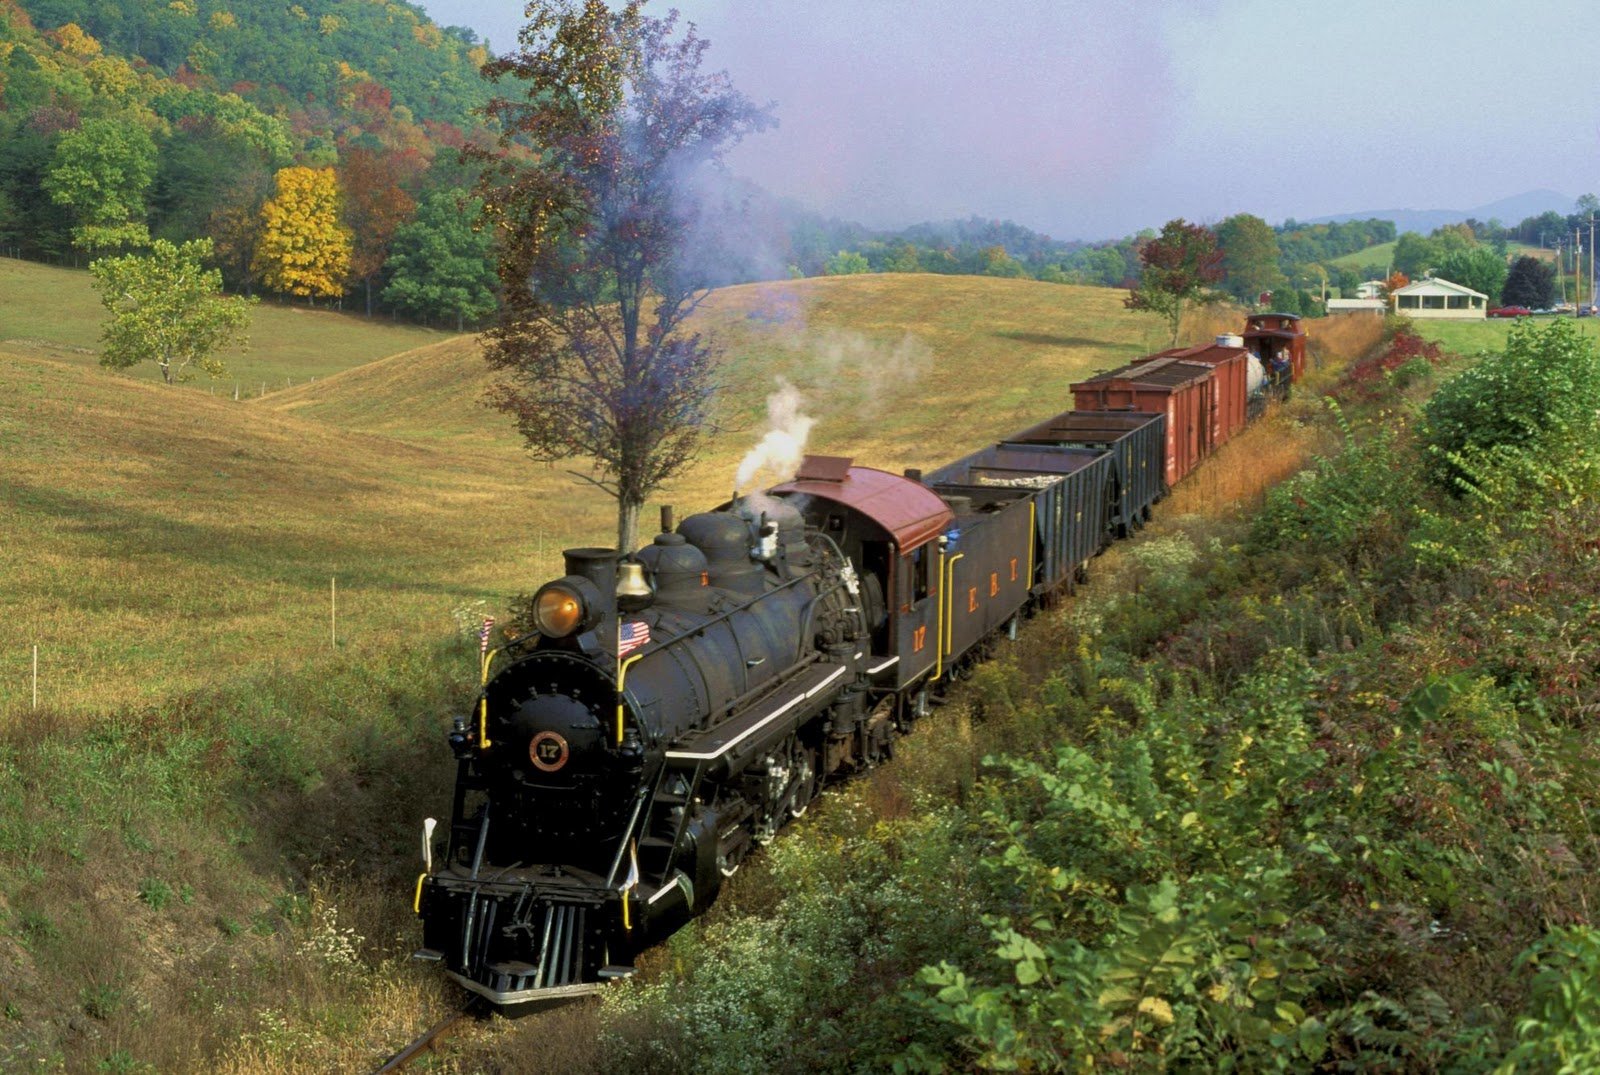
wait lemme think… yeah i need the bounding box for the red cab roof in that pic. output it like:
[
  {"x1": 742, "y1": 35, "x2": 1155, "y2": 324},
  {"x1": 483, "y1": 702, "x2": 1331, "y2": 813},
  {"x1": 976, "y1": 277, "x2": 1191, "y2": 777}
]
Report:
[{"x1": 774, "y1": 457, "x2": 953, "y2": 551}]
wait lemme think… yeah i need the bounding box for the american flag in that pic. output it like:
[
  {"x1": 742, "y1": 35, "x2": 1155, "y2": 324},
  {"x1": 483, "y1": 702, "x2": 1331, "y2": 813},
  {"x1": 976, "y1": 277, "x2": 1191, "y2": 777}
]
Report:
[
  {"x1": 618, "y1": 620, "x2": 650, "y2": 656},
  {"x1": 479, "y1": 616, "x2": 495, "y2": 655}
]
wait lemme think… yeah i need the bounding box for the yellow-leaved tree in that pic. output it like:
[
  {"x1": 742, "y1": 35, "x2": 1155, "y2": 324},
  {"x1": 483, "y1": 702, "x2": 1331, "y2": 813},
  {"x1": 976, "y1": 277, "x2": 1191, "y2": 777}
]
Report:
[{"x1": 254, "y1": 166, "x2": 351, "y2": 302}]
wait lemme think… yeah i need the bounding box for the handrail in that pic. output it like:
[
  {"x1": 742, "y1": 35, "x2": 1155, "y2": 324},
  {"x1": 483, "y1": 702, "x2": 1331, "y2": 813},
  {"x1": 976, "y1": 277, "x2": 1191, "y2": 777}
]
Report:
[
  {"x1": 933, "y1": 543, "x2": 947, "y2": 682},
  {"x1": 944, "y1": 553, "x2": 965, "y2": 658},
  {"x1": 478, "y1": 646, "x2": 502, "y2": 749}
]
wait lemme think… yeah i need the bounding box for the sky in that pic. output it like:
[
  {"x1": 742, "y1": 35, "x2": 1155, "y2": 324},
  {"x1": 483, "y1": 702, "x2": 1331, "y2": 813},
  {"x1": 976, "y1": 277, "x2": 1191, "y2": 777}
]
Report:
[{"x1": 417, "y1": 0, "x2": 1600, "y2": 242}]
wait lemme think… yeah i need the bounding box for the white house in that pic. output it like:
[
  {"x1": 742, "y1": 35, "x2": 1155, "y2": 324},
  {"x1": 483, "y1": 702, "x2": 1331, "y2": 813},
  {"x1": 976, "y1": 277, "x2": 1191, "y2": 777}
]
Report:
[
  {"x1": 1390, "y1": 277, "x2": 1487, "y2": 319},
  {"x1": 1355, "y1": 280, "x2": 1386, "y2": 300}
]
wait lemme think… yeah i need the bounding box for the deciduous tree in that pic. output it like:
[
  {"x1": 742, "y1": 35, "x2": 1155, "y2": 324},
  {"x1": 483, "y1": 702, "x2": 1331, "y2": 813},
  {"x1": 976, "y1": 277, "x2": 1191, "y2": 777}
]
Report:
[
  {"x1": 1215, "y1": 213, "x2": 1284, "y2": 304},
  {"x1": 1392, "y1": 232, "x2": 1438, "y2": 279},
  {"x1": 337, "y1": 147, "x2": 419, "y2": 315},
  {"x1": 42, "y1": 115, "x2": 157, "y2": 253},
  {"x1": 1436, "y1": 246, "x2": 1508, "y2": 305},
  {"x1": 253, "y1": 165, "x2": 351, "y2": 301},
  {"x1": 476, "y1": 0, "x2": 774, "y2": 552},
  {"x1": 90, "y1": 237, "x2": 254, "y2": 384},
  {"x1": 381, "y1": 187, "x2": 496, "y2": 329},
  {"x1": 1125, "y1": 218, "x2": 1225, "y2": 345},
  {"x1": 1502, "y1": 255, "x2": 1557, "y2": 309}
]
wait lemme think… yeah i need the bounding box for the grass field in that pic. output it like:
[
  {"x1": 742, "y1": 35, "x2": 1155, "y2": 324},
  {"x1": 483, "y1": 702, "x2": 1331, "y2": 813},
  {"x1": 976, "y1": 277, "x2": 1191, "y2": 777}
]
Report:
[
  {"x1": 0, "y1": 257, "x2": 453, "y2": 392},
  {"x1": 1328, "y1": 241, "x2": 1394, "y2": 271},
  {"x1": 1411, "y1": 312, "x2": 1600, "y2": 353},
  {"x1": 1, "y1": 265, "x2": 1256, "y2": 717}
]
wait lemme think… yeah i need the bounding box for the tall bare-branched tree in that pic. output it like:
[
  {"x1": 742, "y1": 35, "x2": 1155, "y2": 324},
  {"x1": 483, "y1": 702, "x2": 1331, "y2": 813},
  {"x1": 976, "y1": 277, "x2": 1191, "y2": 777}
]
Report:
[{"x1": 475, "y1": 0, "x2": 774, "y2": 553}]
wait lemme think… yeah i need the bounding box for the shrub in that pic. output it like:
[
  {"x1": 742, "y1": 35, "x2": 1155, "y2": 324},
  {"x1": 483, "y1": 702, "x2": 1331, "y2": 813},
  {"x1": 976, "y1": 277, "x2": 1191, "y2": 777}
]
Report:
[
  {"x1": 1502, "y1": 927, "x2": 1600, "y2": 1072},
  {"x1": 1250, "y1": 402, "x2": 1416, "y2": 562},
  {"x1": 1339, "y1": 321, "x2": 1441, "y2": 401},
  {"x1": 1421, "y1": 317, "x2": 1600, "y2": 494}
]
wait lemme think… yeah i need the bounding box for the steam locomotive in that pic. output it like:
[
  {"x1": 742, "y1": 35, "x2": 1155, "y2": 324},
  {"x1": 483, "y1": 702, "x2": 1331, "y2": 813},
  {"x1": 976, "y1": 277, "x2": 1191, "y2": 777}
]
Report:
[{"x1": 412, "y1": 314, "x2": 1308, "y2": 1005}]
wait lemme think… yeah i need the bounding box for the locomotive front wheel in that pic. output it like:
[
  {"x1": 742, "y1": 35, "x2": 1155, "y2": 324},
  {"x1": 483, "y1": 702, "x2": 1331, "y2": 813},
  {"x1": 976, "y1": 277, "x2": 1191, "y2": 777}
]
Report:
[{"x1": 789, "y1": 745, "x2": 819, "y2": 819}]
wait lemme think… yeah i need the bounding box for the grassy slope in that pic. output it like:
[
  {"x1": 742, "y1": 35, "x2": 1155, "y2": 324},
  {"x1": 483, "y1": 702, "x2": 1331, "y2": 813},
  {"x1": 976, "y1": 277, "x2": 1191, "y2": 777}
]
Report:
[
  {"x1": 1328, "y1": 241, "x2": 1395, "y2": 271},
  {"x1": 0, "y1": 258, "x2": 451, "y2": 391},
  {"x1": 1, "y1": 271, "x2": 1192, "y2": 716},
  {"x1": 1412, "y1": 314, "x2": 1600, "y2": 354}
]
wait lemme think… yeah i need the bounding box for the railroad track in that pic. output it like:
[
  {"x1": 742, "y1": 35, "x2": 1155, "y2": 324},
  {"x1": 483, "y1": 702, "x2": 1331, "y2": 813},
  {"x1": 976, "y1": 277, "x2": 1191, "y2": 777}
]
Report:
[{"x1": 374, "y1": 996, "x2": 488, "y2": 1073}]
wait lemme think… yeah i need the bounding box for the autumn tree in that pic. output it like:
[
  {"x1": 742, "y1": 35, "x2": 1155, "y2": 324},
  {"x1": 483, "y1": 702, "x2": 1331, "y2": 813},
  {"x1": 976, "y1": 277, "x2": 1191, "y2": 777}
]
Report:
[
  {"x1": 1215, "y1": 212, "x2": 1284, "y2": 303},
  {"x1": 477, "y1": 0, "x2": 774, "y2": 552},
  {"x1": 90, "y1": 237, "x2": 254, "y2": 384},
  {"x1": 338, "y1": 146, "x2": 418, "y2": 315},
  {"x1": 1125, "y1": 218, "x2": 1225, "y2": 345},
  {"x1": 254, "y1": 165, "x2": 351, "y2": 301}
]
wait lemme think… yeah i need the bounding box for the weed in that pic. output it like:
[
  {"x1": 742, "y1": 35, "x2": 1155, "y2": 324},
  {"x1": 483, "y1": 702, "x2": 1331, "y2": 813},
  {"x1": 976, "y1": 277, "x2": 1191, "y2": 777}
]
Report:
[
  {"x1": 137, "y1": 878, "x2": 172, "y2": 910},
  {"x1": 96, "y1": 1051, "x2": 156, "y2": 1075},
  {"x1": 79, "y1": 981, "x2": 123, "y2": 1021}
]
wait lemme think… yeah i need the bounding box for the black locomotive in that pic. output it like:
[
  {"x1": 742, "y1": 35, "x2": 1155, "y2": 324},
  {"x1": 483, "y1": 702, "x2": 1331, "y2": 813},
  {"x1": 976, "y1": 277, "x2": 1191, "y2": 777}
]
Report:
[{"x1": 413, "y1": 319, "x2": 1307, "y2": 1005}]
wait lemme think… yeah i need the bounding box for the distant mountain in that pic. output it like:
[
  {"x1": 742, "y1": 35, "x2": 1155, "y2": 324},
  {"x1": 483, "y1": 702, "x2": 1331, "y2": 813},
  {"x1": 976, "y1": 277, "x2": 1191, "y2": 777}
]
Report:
[{"x1": 1305, "y1": 189, "x2": 1576, "y2": 234}]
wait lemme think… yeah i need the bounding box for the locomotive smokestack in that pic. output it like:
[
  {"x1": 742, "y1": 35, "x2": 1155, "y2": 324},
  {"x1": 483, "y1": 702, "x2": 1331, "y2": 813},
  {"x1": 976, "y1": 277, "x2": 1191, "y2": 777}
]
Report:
[{"x1": 660, "y1": 505, "x2": 675, "y2": 533}]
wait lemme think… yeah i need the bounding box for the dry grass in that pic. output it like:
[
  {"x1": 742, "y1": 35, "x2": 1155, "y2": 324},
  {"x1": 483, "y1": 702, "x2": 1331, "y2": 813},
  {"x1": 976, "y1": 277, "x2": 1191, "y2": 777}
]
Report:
[{"x1": 2, "y1": 273, "x2": 1233, "y2": 718}]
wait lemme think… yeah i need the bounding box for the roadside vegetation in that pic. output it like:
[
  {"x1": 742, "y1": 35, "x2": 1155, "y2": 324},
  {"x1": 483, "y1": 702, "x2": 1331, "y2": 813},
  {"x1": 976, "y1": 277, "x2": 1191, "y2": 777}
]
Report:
[{"x1": 436, "y1": 314, "x2": 1600, "y2": 1073}]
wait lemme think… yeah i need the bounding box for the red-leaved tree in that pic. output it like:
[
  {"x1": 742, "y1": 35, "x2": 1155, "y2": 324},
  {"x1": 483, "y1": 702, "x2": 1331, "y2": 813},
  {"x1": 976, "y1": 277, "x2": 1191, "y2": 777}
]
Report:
[
  {"x1": 474, "y1": 0, "x2": 774, "y2": 553},
  {"x1": 1125, "y1": 218, "x2": 1226, "y2": 345},
  {"x1": 338, "y1": 147, "x2": 419, "y2": 316}
]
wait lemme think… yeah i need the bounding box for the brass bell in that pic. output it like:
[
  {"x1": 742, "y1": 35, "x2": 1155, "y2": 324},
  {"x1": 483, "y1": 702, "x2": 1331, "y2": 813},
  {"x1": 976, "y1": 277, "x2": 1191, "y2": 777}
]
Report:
[{"x1": 615, "y1": 560, "x2": 653, "y2": 612}]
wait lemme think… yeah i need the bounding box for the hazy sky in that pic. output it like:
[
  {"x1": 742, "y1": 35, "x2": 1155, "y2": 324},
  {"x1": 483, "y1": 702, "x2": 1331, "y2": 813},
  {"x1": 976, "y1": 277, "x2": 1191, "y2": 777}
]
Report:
[{"x1": 417, "y1": 0, "x2": 1599, "y2": 241}]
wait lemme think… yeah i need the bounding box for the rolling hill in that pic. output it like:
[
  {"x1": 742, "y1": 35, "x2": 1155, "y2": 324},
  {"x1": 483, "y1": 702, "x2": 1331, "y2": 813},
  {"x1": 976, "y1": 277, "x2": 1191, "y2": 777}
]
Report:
[{"x1": 1, "y1": 271, "x2": 1193, "y2": 716}]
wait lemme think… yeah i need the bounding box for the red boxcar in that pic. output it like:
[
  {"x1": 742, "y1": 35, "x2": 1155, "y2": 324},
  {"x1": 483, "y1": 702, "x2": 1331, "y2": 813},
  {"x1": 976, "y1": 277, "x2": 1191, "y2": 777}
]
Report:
[
  {"x1": 1140, "y1": 336, "x2": 1251, "y2": 448},
  {"x1": 1070, "y1": 357, "x2": 1218, "y2": 486},
  {"x1": 1243, "y1": 312, "x2": 1307, "y2": 387}
]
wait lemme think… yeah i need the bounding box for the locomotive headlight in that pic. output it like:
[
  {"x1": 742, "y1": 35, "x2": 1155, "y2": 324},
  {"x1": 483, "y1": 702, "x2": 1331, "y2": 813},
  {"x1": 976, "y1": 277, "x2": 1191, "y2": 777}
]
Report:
[{"x1": 531, "y1": 576, "x2": 603, "y2": 638}]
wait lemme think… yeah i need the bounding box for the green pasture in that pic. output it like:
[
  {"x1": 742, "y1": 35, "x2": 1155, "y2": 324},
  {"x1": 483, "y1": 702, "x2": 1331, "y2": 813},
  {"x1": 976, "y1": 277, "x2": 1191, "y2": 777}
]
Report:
[
  {"x1": 0, "y1": 257, "x2": 454, "y2": 393},
  {"x1": 1411, "y1": 313, "x2": 1600, "y2": 353},
  {"x1": 1328, "y1": 241, "x2": 1394, "y2": 272}
]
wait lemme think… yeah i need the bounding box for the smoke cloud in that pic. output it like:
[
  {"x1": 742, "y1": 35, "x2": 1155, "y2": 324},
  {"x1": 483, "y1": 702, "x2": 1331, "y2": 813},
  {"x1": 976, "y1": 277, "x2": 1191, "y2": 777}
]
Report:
[
  {"x1": 804, "y1": 328, "x2": 933, "y2": 416},
  {"x1": 734, "y1": 377, "x2": 815, "y2": 492}
]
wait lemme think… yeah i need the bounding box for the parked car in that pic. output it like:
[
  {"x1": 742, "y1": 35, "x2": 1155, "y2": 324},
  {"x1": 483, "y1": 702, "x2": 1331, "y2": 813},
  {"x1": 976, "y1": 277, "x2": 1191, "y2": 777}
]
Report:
[
  {"x1": 1553, "y1": 302, "x2": 1577, "y2": 315},
  {"x1": 1488, "y1": 305, "x2": 1533, "y2": 318},
  {"x1": 1580, "y1": 304, "x2": 1598, "y2": 318}
]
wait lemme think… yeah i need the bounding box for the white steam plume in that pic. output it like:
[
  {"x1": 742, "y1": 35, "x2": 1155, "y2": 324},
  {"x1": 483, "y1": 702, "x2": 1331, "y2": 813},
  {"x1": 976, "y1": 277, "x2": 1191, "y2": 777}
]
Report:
[
  {"x1": 735, "y1": 377, "x2": 815, "y2": 492},
  {"x1": 802, "y1": 328, "x2": 933, "y2": 416}
]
